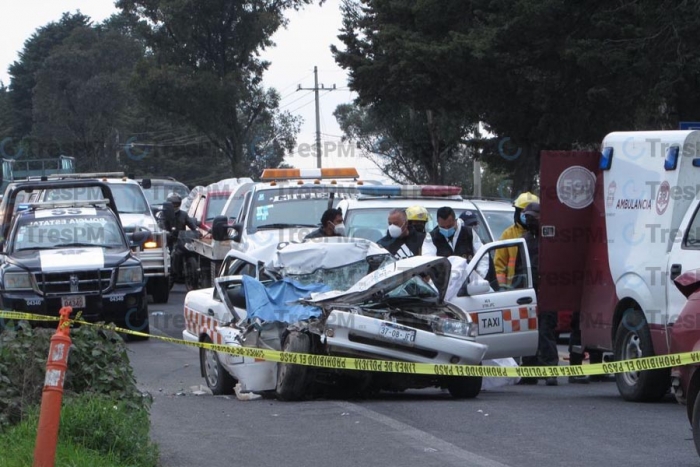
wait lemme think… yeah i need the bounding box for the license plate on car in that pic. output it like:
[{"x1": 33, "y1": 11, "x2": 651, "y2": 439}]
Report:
[
  {"x1": 378, "y1": 322, "x2": 416, "y2": 345},
  {"x1": 61, "y1": 295, "x2": 85, "y2": 309}
]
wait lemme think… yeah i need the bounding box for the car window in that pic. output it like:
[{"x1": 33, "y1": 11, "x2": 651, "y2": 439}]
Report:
[
  {"x1": 44, "y1": 184, "x2": 150, "y2": 215},
  {"x1": 205, "y1": 194, "x2": 230, "y2": 221},
  {"x1": 479, "y1": 210, "x2": 513, "y2": 240},
  {"x1": 11, "y1": 212, "x2": 125, "y2": 251},
  {"x1": 193, "y1": 196, "x2": 206, "y2": 222},
  {"x1": 143, "y1": 183, "x2": 189, "y2": 205},
  {"x1": 226, "y1": 259, "x2": 257, "y2": 277},
  {"x1": 345, "y1": 207, "x2": 492, "y2": 243},
  {"x1": 247, "y1": 188, "x2": 352, "y2": 231}
]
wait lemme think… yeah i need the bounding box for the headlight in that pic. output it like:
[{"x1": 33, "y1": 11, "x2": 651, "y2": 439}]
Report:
[
  {"x1": 4, "y1": 272, "x2": 32, "y2": 290},
  {"x1": 144, "y1": 240, "x2": 158, "y2": 249},
  {"x1": 117, "y1": 266, "x2": 143, "y2": 285},
  {"x1": 433, "y1": 318, "x2": 476, "y2": 340}
]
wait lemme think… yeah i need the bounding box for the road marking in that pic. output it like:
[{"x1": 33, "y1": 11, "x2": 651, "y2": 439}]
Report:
[{"x1": 335, "y1": 401, "x2": 512, "y2": 467}]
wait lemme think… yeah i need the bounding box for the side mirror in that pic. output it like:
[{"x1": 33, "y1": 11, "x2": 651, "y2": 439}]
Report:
[
  {"x1": 466, "y1": 278, "x2": 491, "y2": 296},
  {"x1": 131, "y1": 230, "x2": 150, "y2": 247},
  {"x1": 211, "y1": 215, "x2": 229, "y2": 241},
  {"x1": 231, "y1": 223, "x2": 242, "y2": 243},
  {"x1": 141, "y1": 178, "x2": 152, "y2": 189}
]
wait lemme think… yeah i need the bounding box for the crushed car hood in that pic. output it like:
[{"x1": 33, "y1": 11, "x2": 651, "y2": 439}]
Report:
[{"x1": 307, "y1": 255, "x2": 452, "y2": 305}]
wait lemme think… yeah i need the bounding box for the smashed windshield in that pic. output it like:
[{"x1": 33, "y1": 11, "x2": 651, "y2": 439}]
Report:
[{"x1": 282, "y1": 255, "x2": 393, "y2": 291}]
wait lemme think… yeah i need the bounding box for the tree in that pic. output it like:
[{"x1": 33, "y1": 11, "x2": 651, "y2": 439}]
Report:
[
  {"x1": 332, "y1": 0, "x2": 482, "y2": 186},
  {"x1": 334, "y1": 102, "x2": 476, "y2": 186},
  {"x1": 8, "y1": 12, "x2": 91, "y2": 138},
  {"x1": 334, "y1": 0, "x2": 700, "y2": 194},
  {"x1": 116, "y1": 0, "x2": 318, "y2": 177},
  {"x1": 31, "y1": 22, "x2": 144, "y2": 171}
]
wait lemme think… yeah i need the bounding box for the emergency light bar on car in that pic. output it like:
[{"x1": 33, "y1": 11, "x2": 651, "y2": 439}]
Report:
[
  {"x1": 357, "y1": 185, "x2": 462, "y2": 197},
  {"x1": 260, "y1": 168, "x2": 360, "y2": 181},
  {"x1": 17, "y1": 199, "x2": 112, "y2": 211}
]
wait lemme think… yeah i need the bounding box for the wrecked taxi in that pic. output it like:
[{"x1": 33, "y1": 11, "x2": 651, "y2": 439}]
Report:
[{"x1": 183, "y1": 237, "x2": 537, "y2": 400}]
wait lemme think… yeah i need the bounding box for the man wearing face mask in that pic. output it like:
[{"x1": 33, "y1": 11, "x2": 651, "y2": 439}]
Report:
[
  {"x1": 495, "y1": 191, "x2": 539, "y2": 290},
  {"x1": 304, "y1": 208, "x2": 346, "y2": 240},
  {"x1": 423, "y1": 207, "x2": 489, "y2": 280},
  {"x1": 515, "y1": 202, "x2": 559, "y2": 386},
  {"x1": 377, "y1": 208, "x2": 425, "y2": 258}
]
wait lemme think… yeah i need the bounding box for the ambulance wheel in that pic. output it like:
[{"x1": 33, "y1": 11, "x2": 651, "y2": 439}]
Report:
[
  {"x1": 200, "y1": 336, "x2": 236, "y2": 395},
  {"x1": 613, "y1": 308, "x2": 670, "y2": 402},
  {"x1": 276, "y1": 331, "x2": 311, "y2": 401},
  {"x1": 446, "y1": 376, "x2": 482, "y2": 399},
  {"x1": 692, "y1": 390, "x2": 700, "y2": 457},
  {"x1": 150, "y1": 277, "x2": 170, "y2": 303}
]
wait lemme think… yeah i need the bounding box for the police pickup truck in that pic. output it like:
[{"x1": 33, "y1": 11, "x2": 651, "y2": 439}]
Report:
[{"x1": 0, "y1": 198, "x2": 150, "y2": 336}]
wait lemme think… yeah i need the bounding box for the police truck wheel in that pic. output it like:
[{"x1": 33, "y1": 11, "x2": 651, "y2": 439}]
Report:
[
  {"x1": 613, "y1": 309, "x2": 670, "y2": 402},
  {"x1": 185, "y1": 257, "x2": 199, "y2": 291},
  {"x1": 124, "y1": 306, "x2": 150, "y2": 341},
  {"x1": 446, "y1": 376, "x2": 482, "y2": 399},
  {"x1": 200, "y1": 336, "x2": 236, "y2": 395},
  {"x1": 150, "y1": 277, "x2": 170, "y2": 303},
  {"x1": 276, "y1": 331, "x2": 311, "y2": 401}
]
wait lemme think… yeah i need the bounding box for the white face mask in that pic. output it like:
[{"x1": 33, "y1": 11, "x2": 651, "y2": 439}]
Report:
[
  {"x1": 334, "y1": 223, "x2": 346, "y2": 235},
  {"x1": 388, "y1": 224, "x2": 403, "y2": 238}
]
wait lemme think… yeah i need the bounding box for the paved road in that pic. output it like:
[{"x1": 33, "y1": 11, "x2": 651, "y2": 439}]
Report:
[{"x1": 129, "y1": 285, "x2": 699, "y2": 467}]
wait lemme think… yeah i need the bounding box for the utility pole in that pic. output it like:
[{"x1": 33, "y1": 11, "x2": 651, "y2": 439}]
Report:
[{"x1": 298, "y1": 66, "x2": 335, "y2": 168}]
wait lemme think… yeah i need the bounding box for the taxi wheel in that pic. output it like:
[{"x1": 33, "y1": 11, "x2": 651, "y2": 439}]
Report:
[
  {"x1": 613, "y1": 308, "x2": 670, "y2": 402},
  {"x1": 200, "y1": 336, "x2": 236, "y2": 395},
  {"x1": 692, "y1": 390, "x2": 700, "y2": 457},
  {"x1": 276, "y1": 331, "x2": 311, "y2": 401},
  {"x1": 446, "y1": 376, "x2": 482, "y2": 399}
]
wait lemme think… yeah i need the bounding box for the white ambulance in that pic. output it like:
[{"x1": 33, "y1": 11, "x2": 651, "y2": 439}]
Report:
[{"x1": 540, "y1": 130, "x2": 700, "y2": 402}]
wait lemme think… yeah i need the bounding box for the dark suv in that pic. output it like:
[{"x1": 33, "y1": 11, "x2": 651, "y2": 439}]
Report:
[{"x1": 0, "y1": 200, "x2": 150, "y2": 337}]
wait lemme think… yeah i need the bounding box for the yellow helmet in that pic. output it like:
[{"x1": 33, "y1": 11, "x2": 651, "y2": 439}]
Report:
[
  {"x1": 513, "y1": 192, "x2": 539, "y2": 209},
  {"x1": 406, "y1": 205, "x2": 429, "y2": 222}
]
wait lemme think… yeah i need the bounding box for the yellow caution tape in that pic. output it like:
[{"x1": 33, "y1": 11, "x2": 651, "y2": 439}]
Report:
[{"x1": 1, "y1": 310, "x2": 696, "y2": 378}]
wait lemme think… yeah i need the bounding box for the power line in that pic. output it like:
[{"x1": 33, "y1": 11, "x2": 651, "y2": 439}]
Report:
[{"x1": 279, "y1": 91, "x2": 313, "y2": 110}]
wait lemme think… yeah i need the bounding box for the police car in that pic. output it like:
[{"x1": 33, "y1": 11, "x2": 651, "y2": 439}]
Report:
[
  {"x1": 37, "y1": 173, "x2": 171, "y2": 303},
  {"x1": 337, "y1": 185, "x2": 496, "y2": 246},
  {"x1": 0, "y1": 200, "x2": 149, "y2": 336}
]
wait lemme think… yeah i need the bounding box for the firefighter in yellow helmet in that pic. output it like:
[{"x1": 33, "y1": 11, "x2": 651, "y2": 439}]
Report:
[
  {"x1": 405, "y1": 205, "x2": 429, "y2": 234},
  {"x1": 494, "y1": 191, "x2": 539, "y2": 289}
]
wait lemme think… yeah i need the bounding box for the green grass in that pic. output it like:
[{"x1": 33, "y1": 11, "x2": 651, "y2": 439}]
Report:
[{"x1": 0, "y1": 394, "x2": 159, "y2": 467}]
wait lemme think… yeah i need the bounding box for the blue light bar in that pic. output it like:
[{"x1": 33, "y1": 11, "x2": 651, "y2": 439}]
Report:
[
  {"x1": 664, "y1": 146, "x2": 679, "y2": 171},
  {"x1": 600, "y1": 147, "x2": 613, "y2": 171}
]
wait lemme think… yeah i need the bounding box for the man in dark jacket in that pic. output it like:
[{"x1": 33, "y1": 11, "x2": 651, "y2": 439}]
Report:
[
  {"x1": 377, "y1": 209, "x2": 425, "y2": 258},
  {"x1": 304, "y1": 208, "x2": 345, "y2": 240}
]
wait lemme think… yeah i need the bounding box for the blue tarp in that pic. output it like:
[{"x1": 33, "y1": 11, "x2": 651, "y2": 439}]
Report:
[{"x1": 241, "y1": 276, "x2": 332, "y2": 324}]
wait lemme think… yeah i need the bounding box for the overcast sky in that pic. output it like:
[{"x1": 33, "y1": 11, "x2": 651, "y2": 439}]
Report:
[{"x1": 0, "y1": 0, "x2": 385, "y2": 179}]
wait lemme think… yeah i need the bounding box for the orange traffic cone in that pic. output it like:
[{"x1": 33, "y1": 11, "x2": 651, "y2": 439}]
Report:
[{"x1": 33, "y1": 306, "x2": 73, "y2": 467}]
